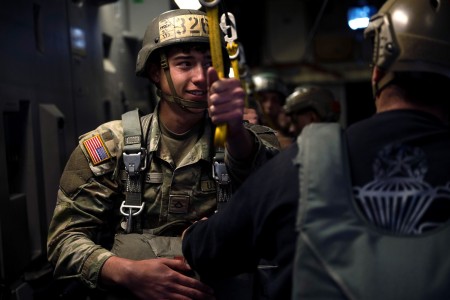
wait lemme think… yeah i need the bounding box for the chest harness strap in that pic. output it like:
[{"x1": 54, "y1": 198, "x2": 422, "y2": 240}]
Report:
[
  {"x1": 120, "y1": 109, "x2": 148, "y2": 233},
  {"x1": 212, "y1": 145, "x2": 232, "y2": 212},
  {"x1": 121, "y1": 109, "x2": 229, "y2": 221}
]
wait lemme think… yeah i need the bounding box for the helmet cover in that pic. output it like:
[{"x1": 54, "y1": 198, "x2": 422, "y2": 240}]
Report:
[
  {"x1": 284, "y1": 86, "x2": 340, "y2": 122},
  {"x1": 136, "y1": 9, "x2": 210, "y2": 77}
]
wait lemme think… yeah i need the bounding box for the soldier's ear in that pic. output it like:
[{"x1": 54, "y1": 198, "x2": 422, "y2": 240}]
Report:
[{"x1": 148, "y1": 63, "x2": 160, "y2": 83}]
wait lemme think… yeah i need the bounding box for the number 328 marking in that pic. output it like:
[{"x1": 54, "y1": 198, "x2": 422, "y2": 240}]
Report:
[{"x1": 159, "y1": 14, "x2": 209, "y2": 43}]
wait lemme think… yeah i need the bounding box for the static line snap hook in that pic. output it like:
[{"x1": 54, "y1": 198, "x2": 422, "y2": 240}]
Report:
[
  {"x1": 199, "y1": 0, "x2": 221, "y2": 8},
  {"x1": 220, "y1": 13, "x2": 238, "y2": 45}
]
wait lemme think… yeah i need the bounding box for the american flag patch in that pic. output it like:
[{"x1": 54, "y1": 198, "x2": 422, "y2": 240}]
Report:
[{"x1": 83, "y1": 134, "x2": 111, "y2": 165}]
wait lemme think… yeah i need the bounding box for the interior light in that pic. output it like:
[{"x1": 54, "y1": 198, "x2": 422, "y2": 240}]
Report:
[
  {"x1": 347, "y1": 5, "x2": 377, "y2": 30},
  {"x1": 174, "y1": 0, "x2": 202, "y2": 10},
  {"x1": 70, "y1": 27, "x2": 86, "y2": 54}
]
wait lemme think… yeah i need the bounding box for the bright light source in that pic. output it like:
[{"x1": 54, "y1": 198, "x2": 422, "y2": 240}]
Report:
[
  {"x1": 348, "y1": 17, "x2": 370, "y2": 30},
  {"x1": 70, "y1": 27, "x2": 86, "y2": 52},
  {"x1": 347, "y1": 5, "x2": 376, "y2": 30},
  {"x1": 174, "y1": 0, "x2": 202, "y2": 10}
]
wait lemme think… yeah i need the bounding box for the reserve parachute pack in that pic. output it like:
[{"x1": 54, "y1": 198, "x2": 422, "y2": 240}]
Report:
[{"x1": 109, "y1": 109, "x2": 253, "y2": 300}]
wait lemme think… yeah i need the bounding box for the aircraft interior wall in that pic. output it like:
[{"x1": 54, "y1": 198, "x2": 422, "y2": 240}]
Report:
[{"x1": 0, "y1": 0, "x2": 153, "y2": 298}]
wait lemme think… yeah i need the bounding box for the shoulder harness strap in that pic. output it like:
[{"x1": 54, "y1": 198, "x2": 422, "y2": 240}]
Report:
[
  {"x1": 120, "y1": 109, "x2": 149, "y2": 233},
  {"x1": 213, "y1": 146, "x2": 231, "y2": 212},
  {"x1": 293, "y1": 123, "x2": 355, "y2": 300}
]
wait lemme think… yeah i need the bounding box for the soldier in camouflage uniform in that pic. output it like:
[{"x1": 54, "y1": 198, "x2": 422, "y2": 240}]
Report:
[
  {"x1": 47, "y1": 9, "x2": 280, "y2": 300},
  {"x1": 252, "y1": 72, "x2": 294, "y2": 149}
]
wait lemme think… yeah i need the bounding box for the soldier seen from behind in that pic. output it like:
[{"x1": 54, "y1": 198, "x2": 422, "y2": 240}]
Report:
[{"x1": 182, "y1": 0, "x2": 450, "y2": 299}]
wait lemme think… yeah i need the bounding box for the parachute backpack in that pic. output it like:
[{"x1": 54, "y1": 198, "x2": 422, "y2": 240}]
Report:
[
  {"x1": 293, "y1": 0, "x2": 450, "y2": 298},
  {"x1": 293, "y1": 122, "x2": 450, "y2": 300}
]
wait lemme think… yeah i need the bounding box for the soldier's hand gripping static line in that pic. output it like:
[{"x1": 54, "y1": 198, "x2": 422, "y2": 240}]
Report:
[{"x1": 199, "y1": 0, "x2": 229, "y2": 148}]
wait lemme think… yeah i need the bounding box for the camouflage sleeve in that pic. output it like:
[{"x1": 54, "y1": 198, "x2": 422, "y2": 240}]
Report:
[
  {"x1": 47, "y1": 120, "x2": 124, "y2": 289},
  {"x1": 225, "y1": 123, "x2": 280, "y2": 185}
]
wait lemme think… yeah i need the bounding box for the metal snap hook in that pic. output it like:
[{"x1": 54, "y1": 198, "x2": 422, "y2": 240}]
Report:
[{"x1": 199, "y1": 0, "x2": 221, "y2": 8}]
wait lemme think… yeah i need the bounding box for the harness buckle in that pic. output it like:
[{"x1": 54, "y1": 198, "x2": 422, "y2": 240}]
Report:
[
  {"x1": 123, "y1": 148, "x2": 147, "y2": 176},
  {"x1": 212, "y1": 160, "x2": 230, "y2": 185}
]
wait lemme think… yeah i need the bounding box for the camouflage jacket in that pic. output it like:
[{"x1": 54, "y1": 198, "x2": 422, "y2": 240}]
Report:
[{"x1": 47, "y1": 108, "x2": 280, "y2": 289}]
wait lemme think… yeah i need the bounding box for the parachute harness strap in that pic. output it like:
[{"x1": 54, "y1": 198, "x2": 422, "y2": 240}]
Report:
[
  {"x1": 121, "y1": 109, "x2": 147, "y2": 233},
  {"x1": 212, "y1": 147, "x2": 231, "y2": 212}
]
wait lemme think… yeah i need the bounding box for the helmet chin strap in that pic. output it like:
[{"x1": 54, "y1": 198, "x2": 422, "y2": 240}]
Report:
[
  {"x1": 159, "y1": 53, "x2": 208, "y2": 111},
  {"x1": 373, "y1": 71, "x2": 395, "y2": 99},
  {"x1": 156, "y1": 89, "x2": 207, "y2": 110}
]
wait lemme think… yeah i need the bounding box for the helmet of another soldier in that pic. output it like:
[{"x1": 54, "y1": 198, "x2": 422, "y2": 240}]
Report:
[
  {"x1": 284, "y1": 86, "x2": 340, "y2": 122},
  {"x1": 364, "y1": 0, "x2": 450, "y2": 95},
  {"x1": 252, "y1": 72, "x2": 289, "y2": 103}
]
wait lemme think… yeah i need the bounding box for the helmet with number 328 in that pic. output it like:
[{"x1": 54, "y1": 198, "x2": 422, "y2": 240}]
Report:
[{"x1": 136, "y1": 9, "x2": 211, "y2": 77}]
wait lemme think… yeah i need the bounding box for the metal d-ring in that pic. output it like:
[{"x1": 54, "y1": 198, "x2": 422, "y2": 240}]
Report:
[
  {"x1": 229, "y1": 47, "x2": 239, "y2": 60},
  {"x1": 199, "y1": 0, "x2": 221, "y2": 8}
]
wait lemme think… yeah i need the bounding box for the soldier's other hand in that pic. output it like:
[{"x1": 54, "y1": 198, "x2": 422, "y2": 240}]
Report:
[
  {"x1": 132, "y1": 258, "x2": 215, "y2": 300},
  {"x1": 104, "y1": 256, "x2": 215, "y2": 300}
]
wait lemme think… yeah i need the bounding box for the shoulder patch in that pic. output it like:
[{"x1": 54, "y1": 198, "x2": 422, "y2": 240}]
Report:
[{"x1": 82, "y1": 134, "x2": 112, "y2": 165}]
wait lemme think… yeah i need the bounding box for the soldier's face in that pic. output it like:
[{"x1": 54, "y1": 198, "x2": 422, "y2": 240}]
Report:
[
  {"x1": 159, "y1": 46, "x2": 212, "y2": 113},
  {"x1": 259, "y1": 92, "x2": 283, "y2": 118},
  {"x1": 290, "y1": 110, "x2": 319, "y2": 136}
]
